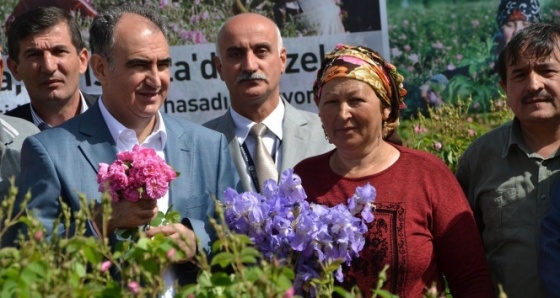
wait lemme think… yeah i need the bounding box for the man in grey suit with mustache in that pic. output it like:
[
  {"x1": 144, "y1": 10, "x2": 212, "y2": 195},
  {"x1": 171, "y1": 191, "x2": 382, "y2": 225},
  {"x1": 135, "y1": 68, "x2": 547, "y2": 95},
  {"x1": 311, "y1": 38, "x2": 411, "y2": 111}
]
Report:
[{"x1": 204, "y1": 13, "x2": 333, "y2": 192}]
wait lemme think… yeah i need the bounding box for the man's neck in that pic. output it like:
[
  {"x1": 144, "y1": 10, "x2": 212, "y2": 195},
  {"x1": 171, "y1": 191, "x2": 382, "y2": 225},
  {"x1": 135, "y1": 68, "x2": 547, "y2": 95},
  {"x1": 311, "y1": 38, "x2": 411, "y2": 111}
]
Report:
[
  {"x1": 32, "y1": 92, "x2": 82, "y2": 127},
  {"x1": 232, "y1": 94, "x2": 280, "y2": 123},
  {"x1": 520, "y1": 120, "x2": 560, "y2": 158},
  {"x1": 134, "y1": 117, "x2": 158, "y2": 144}
]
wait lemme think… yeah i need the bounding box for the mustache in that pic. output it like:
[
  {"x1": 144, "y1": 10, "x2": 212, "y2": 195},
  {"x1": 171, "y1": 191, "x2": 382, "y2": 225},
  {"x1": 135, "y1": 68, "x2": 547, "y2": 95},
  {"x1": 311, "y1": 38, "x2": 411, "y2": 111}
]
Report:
[
  {"x1": 521, "y1": 90, "x2": 554, "y2": 103},
  {"x1": 236, "y1": 72, "x2": 267, "y2": 82}
]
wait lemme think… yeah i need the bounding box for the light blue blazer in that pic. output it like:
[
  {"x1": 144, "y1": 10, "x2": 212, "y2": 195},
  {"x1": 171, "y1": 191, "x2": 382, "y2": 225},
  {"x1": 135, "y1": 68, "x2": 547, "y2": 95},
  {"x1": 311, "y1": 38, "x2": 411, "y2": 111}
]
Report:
[{"x1": 11, "y1": 102, "x2": 240, "y2": 259}]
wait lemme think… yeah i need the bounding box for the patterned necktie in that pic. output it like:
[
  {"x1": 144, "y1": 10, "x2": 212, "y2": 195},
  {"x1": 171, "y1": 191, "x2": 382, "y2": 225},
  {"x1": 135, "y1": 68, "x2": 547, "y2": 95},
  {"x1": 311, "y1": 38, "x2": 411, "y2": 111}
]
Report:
[{"x1": 249, "y1": 123, "x2": 278, "y2": 191}]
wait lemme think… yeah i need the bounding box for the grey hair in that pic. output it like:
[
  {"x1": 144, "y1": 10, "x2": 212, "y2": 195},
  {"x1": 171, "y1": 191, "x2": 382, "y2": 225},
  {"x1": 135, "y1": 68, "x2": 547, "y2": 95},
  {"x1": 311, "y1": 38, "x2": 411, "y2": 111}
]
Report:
[
  {"x1": 214, "y1": 16, "x2": 284, "y2": 60},
  {"x1": 89, "y1": 3, "x2": 168, "y2": 68}
]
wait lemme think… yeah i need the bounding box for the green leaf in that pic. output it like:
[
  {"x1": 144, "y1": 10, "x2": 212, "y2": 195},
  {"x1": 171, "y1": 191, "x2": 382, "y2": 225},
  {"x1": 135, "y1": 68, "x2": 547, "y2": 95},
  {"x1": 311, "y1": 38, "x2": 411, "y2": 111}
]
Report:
[
  {"x1": 333, "y1": 286, "x2": 355, "y2": 298},
  {"x1": 244, "y1": 267, "x2": 263, "y2": 282},
  {"x1": 323, "y1": 259, "x2": 344, "y2": 273},
  {"x1": 212, "y1": 239, "x2": 224, "y2": 251},
  {"x1": 72, "y1": 262, "x2": 87, "y2": 278},
  {"x1": 240, "y1": 247, "x2": 261, "y2": 264},
  {"x1": 210, "y1": 252, "x2": 234, "y2": 268},
  {"x1": 234, "y1": 234, "x2": 254, "y2": 245},
  {"x1": 136, "y1": 237, "x2": 150, "y2": 250},
  {"x1": 150, "y1": 211, "x2": 165, "y2": 226},
  {"x1": 240, "y1": 255, "x2": 257, "y2": 264},
  {"x1": 65, "y1": 239, "x2": 81, "y2": 254},
  {"x1": 197, "y1": 271, "x2": 213, "y2": 288},
  {"x1": 20, "y1": 261, "x2": 45, "y2": 284},
  {"x1": 82, "y1": 246, "x2": 102, "y2": 264},
  {"x1": 241, "y1": 247, "x2": 261, "y2": 257},
  {"x1": 165, "y1": 210, "x2": 181, "y2": 224},
  {"x1": 101, "y1": 282, "x2": 122, "y2": 297},
  {"x1": 276, "y1": 274, "x2": 293, "y2": 289},
  {"x1": 209, "y1": 272, "x2": 233, "y2": 286},
  {"x1": 280, "y1": 267, "x2": 295, "y2": 279}
]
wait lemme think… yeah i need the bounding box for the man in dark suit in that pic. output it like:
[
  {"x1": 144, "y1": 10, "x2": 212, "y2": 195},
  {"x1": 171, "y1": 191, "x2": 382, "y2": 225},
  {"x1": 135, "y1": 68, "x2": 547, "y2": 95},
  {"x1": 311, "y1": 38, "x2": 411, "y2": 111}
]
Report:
[
  {"x1": 4, "y1": 7, "x2": 97, "y2": 130},
  {"x1": 10, "y1": 4, "x2": 239, "y2": 290}
]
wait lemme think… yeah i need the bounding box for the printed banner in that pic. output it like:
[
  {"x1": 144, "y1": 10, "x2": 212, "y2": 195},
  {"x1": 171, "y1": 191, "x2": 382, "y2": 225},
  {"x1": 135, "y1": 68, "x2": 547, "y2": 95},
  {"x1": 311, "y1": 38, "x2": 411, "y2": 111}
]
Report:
[{"x1": 0, "y1": 0, "x2": 389, "y2": 124}]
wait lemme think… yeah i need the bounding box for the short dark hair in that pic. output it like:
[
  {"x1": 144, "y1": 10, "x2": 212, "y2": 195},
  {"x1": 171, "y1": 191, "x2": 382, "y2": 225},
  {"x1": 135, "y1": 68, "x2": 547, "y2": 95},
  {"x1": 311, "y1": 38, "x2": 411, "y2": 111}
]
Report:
[
  {"x1": 6, "y1": 6, "x2": 85, "y2": 63},
  {"x1": 89, "y1": 4, "x2": 168, "y2": 67},
  {"x1": 498, "y1": 23, "x2": 560, "y2": 82}
]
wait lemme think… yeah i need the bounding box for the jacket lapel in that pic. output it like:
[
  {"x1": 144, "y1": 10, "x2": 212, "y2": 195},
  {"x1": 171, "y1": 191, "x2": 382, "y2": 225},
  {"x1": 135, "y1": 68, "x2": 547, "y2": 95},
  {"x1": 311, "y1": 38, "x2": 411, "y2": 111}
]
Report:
[
  {"x1": 162, "y1": 116, "x2": 192, "y2": 205},
  {"x1": 217, "y1": 112, "x2": 255, "y2": 191},
  {"x1": 77, "y1": 103, "x2": 118, "y2": 174},
  {"x1": 280, "y1": 101, "x2": 310, "y2": 171}
]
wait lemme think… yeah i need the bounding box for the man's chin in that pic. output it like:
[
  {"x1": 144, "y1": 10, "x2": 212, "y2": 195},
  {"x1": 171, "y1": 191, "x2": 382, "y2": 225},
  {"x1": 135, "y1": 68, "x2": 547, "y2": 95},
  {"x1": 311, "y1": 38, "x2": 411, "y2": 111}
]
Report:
[{"x1": 239, "y1": 86, "x2": 268, "y2": 98}]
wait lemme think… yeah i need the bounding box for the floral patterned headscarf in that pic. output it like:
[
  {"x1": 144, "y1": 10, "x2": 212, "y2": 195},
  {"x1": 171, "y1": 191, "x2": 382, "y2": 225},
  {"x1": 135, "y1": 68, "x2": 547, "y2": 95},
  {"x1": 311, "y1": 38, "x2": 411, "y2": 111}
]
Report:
[
  {"x1": 496, "y1": 0, "x2": 541, "y2": 28},
  {"x1": 313, "y1": 44, "x2": 407, "y2": 139}
]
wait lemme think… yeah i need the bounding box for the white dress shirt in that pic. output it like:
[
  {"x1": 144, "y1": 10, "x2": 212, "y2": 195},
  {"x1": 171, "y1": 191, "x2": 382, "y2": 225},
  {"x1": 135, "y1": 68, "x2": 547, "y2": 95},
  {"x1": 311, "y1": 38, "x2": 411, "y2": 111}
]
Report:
[
  {"x1": 230, "y1": 98, "x2": 284, "y2": 166},
  {"x1": 99, "y1": 98, "x2": 175, "y2": 298},
  {"x1": 230, "y1": 99, "x2": 284, "y2": 190}
]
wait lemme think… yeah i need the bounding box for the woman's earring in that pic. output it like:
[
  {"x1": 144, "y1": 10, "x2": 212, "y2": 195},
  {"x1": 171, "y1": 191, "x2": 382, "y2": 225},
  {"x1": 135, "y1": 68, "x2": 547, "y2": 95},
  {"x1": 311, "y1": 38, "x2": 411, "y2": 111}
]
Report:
[{"x1": 382, "y1": 121, "x2": 387, "y2": 128}]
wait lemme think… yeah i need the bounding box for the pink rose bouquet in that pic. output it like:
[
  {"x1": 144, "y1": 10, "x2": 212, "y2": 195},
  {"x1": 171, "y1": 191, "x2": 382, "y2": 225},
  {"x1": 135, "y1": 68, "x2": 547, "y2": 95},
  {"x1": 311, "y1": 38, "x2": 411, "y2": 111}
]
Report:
[
  {"x1": 96, "y1": 145, "x2": 180, "y2": 240},
  {"x1": 97, "y1": 145, "x2": 178, "y2": 202}
]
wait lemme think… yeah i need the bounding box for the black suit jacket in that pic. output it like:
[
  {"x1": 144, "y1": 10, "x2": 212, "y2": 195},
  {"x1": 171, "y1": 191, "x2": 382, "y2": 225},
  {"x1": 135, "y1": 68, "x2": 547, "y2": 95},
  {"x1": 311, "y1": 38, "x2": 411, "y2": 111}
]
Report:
[{"x1": 4, "y1": 92, "x2": 98, "y2": 123}]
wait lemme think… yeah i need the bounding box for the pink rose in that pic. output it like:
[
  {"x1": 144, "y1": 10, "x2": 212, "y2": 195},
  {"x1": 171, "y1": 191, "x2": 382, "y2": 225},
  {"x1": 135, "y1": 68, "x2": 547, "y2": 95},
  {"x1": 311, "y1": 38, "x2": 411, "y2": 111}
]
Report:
[
  {"x1": 128, "y1": 281, "x2": 140, "y2": 294},
  {"x1": 167, "y1": 248, "x2": 176, "y2": 260},
  {"x1": 101, "y1": 261, "x2": 111, "y2": 272}
]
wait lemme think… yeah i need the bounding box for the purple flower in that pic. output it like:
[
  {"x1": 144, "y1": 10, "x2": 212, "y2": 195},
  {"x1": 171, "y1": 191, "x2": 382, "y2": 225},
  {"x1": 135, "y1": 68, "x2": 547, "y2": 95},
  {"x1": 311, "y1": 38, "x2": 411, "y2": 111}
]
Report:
[{"x1": 223, "y1": 168, "x2": 377, "y2": 295}]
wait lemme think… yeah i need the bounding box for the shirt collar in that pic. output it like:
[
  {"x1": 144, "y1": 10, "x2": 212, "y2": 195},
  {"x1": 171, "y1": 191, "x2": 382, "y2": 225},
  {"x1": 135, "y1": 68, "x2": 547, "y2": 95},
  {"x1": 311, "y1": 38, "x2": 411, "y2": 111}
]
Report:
[
  {"x1": 30, "y1": 91, "x2": 89, "y2": 128},
  {"x1": 230, "y1": 98, "x2": 285, "y2": 144},
  {"x1": 98, "y1": 97, "x2": 167, "y2": 152},
  {"x1": 502, "y1": 117, "x2": 531, "y2": 158}
]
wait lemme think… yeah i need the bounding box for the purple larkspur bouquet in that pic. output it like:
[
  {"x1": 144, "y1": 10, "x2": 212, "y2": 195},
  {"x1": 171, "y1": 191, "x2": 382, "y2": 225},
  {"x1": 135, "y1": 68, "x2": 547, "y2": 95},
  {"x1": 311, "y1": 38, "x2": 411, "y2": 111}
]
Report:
[
  {"x1": 223, "y1": 168, "x2": 376, "y2": 296},
  {"x1": 97, "y1": 144, "x2": 180, "y2": 239}
]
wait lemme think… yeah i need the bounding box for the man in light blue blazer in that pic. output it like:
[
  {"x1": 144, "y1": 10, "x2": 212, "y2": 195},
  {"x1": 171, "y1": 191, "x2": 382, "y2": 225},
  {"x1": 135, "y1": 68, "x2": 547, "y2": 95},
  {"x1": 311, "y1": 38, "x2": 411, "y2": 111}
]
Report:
[
  {"x1": 11, "y1": 5, "x2": 239, "y2": 286},
  {"x1": 204, "y1": 13, "x2": 333, "y2": 192}
]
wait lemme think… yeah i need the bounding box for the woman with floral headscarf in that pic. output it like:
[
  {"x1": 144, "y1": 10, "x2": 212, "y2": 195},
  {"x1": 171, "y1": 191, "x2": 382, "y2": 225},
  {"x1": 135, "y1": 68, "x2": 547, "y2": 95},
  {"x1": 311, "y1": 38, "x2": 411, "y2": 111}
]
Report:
[{"x1": 294, "y1": 44, "x2": 494, "y2": 298}]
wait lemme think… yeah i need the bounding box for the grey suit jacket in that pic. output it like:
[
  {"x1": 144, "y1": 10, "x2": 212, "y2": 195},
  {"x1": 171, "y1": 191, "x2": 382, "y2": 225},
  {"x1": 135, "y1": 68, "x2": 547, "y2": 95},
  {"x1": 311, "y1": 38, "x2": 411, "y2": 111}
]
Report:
[
  {"x1": 11, "y1": 102, "x2": 239, "y2": 267},
  {"x1": 204, "y1": 99, "x2": 334, "y2": 191},
  {"x1": 0, "y1": 115, "x2": 40, "y2": 199}
]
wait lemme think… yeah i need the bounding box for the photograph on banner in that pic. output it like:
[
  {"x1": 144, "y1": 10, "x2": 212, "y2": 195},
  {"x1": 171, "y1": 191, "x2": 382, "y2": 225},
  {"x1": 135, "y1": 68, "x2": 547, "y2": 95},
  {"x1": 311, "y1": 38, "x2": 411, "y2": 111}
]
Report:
[
  {"x1": 388, "y1": 0, "x2": 560, "y2": 119},
  {"x1": 0, "y1": 0, "x2": 389, "y2": 124}
]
